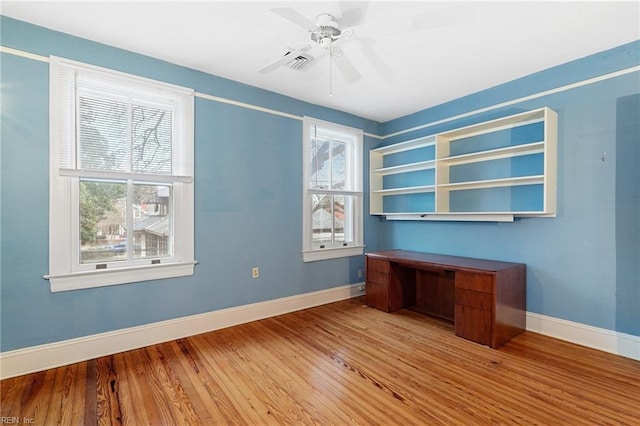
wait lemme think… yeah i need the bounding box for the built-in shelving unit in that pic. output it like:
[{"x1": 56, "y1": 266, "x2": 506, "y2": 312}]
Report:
[{"x1": 370, "y1": 107, "x2": 557, "y2": 222}]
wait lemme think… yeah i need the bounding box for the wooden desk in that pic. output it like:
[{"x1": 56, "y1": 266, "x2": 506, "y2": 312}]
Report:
[{"x1": 365, "y1": 250, "x2": 526, "y2": 348}]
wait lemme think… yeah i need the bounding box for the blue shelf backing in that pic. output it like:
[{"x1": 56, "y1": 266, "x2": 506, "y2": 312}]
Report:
[
  {"x1": 383, "y1": 145, "x2": 435, "y2": 168},
  {"x1": 449, "y1": 121, "x2": 544, "y2": 156},
  {"x1": 383, "y1": 169, "x2": 435, "y2": 189},
  {"x1": 449, "y1": 185, "x2": 544, "y2": 213},
  {"x1": 449, "y1": 153, "x2": 544, "y2": 183},
  {"x1": 383, "y1": 192, "x2": 436, "y2": 213}
]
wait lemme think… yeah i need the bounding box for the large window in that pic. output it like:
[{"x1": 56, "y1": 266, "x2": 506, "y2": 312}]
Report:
[
  {"x1": 47, "y1": 57, "x2": 195, "y2": 291},
  {"x1": 302, "y1": 117, "x2": 363, "y2": 262}
]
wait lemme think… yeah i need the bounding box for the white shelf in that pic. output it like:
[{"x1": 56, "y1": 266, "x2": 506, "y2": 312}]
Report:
[
  {"x1": 372, "y1": 160, "x2": 436, "y2": 176},
  {"x1": 384, "y1": 213, "x2": 516, "y2": 222},
  {"x1": 373, "y1": 185, "x2": 435, "y2": 196},
  {"x1": 439, "y1": 111, "x2": 545, "y2": 141},
  {"x1": 438, "y1": 141, "x2": 545, "y2": 165},
  {"x1": 439, "y1": 175, "x2": 544, "y2": 191},
  {"x1": 369, "y1": 107, "x2": 557, "y2": 221},
  {"x1": 371, "y1": 135, "x2": 436, "y2": 155}
]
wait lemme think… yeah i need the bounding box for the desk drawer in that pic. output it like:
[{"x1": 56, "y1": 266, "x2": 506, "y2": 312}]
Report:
[
  {"x1": 367, "y1": 270, "x2": 389, "y2": 286},
  {"x1": 455, "y1": 271, "x2": 494, "y2": 293},
  {"x1": 455, "y1": 305, "x2": 492, "y2": 346},
  {"x1": 367, "y1": 257, "x2": 390, "y2": 273},
  {"x1": 366, "y1": 281, "x2": 390, "y2": 312},
  {"x1": 456, "y1": 289, "x2": 493, "y2": 311}
]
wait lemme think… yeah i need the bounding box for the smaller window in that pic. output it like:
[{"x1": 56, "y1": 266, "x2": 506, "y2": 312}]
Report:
[{"x1": 302, "y1": 117, "x2": 364, "y2": 262}]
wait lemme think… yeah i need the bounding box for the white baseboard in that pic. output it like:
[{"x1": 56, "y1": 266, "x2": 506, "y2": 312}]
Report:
[
  {"x1": 2, "y1": 287, "x2": 637, "y2": 380},
  {"x1": 526, "y1": 312, "x2": 639, "y2": 361},
  {"x1": 0, "y1": 283, "x2": 366, "y2": 380}
]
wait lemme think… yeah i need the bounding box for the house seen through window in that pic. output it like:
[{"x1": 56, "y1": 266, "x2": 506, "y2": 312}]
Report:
[{"x1": 79, "y1": 181, "x2": 171, "y2": 263}]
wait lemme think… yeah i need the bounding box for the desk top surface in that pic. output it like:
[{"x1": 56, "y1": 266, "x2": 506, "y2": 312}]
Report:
[{"x1": 366, "y1": 250, "x2": 525, "y2": 272}]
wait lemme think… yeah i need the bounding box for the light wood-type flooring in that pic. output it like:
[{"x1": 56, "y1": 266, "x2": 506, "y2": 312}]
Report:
[{"x1": 1, "y1": 297, "x2": 639, "y2": 425}]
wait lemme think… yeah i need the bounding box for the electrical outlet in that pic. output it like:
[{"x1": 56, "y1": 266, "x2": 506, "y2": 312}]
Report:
[
  {"x1": 357, "y1": 269, "x2": 363, "y2": 278},
  {"x1": 252, "y1": 267, "x2": 259, "y2": 278}
]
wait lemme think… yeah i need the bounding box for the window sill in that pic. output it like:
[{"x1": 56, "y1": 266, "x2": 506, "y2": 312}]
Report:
[
  {"x1": 302, "y1": 246, "x2": 364, "y2": 262},
  {"x1": 45, "y1": 261, "x2": 196, "y2": 292}
]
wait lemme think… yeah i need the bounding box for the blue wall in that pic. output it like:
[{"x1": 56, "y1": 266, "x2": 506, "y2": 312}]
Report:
[
  {"x1": 378, "y1": 41, "x2": 640, "y2": 337},
  {"x1": 1, "y1": 16, "x2": 638, "y2": 353},
  {"x1": 0, "y1": 17, "x2": 382, "y2": 352}
]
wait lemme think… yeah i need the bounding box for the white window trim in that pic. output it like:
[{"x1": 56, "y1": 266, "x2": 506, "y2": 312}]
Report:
[
  {"x1": 302, "y1": 117, "x2": 364, "y2": 262},
  {"x1": 46, "y1": 57, "x2": 196, "y2": 292}
]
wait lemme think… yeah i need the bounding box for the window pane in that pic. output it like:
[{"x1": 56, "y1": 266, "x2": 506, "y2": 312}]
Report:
[
  {"x1": 333, "y1": 195, "x2": 346, "y2": 243},
  {"x1": 133, "y1": 184, "x2": 172, "y2": 259},
  {"x1": 309, "y1": 136, "x2": 330, "y2": 189},
  {"x1": 331, "y1": 141, "x2": 346, "y2": 190},
  {"x1": 79, "y1": 180, "x2": 127, "y2": 263},
  {"x1": 312, "y1": 194, "x2": 333, "y2": 245},
  {"x1": 311, "y1": 194, "x2": 353, "y2": 247},
  {"x1": 132, "y1": 105, "x2": 173, "y2": 174},
  {"x1": 78, "y1": 95, "x2": 128, "y2": 171}
]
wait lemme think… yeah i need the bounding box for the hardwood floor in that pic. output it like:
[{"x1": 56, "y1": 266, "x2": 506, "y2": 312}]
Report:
[{"x1": 2, "y1": 297, "x2": 639, "y2": 425}]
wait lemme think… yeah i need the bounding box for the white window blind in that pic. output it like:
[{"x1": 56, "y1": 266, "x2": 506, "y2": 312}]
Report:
[{"x1": 53, "y1": 58, "x2": 193, "y2": 181}]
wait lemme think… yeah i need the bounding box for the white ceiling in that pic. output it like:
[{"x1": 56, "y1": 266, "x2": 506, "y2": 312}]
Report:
[{"x1": 2, "y1": 1, "x2": 639, "y2": 122}]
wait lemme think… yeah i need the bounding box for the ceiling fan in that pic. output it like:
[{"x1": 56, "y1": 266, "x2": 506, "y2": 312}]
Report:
[
  {"x1": 258, "y1": 2, "x2": 472, "y2": 90},
  {"x1": 258, "y1": 4, "x2": 379, "y2": 87}
]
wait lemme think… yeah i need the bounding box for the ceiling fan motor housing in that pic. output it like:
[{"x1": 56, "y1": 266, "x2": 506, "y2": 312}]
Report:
[{"x1": 311, "y1": 13, "x2": 341, "y2": 44}]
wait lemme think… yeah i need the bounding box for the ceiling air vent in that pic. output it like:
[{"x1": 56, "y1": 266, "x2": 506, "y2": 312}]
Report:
[{"x1": 287, "y1": 53, "x2": 312, "y2": 70}]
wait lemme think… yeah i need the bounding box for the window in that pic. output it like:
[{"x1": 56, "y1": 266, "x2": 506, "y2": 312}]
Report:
[
  {"x1": 46, "y1": 57, "x2": 195, "y2": 292},
  {"x1": 302, "y1": 117, "x2": 363, "y2": 262}
]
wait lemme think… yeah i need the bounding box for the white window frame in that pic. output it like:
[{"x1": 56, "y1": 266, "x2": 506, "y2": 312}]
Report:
[
  {"x1": 46, "y1": 57, "x2": 195, "y2": 292},
  {"x1": 302, "y1": 117, "x2": 364, "y2": 262}
]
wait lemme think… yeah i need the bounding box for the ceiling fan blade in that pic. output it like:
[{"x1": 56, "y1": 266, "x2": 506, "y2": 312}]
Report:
[
  {"x1": 339, "y1": 1, "x2": 370, "y2": 28},
  {"x1": 332, "y1": 50, "x2": 361, "y2": 84},
  {"x1": 358, "y1": 37, "x2": 394, "y2": 82},
  {"x1": 271, "y1": 7, "x2": 315, "y2": 30},
  {"x1": 258, "y1": 45, "x2": 309, "y2": 74}
]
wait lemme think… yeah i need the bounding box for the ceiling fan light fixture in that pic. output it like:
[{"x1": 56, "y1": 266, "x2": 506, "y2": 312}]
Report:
[{"x1": 319, "y1": 36, "x2": 333, "y2": 49}]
